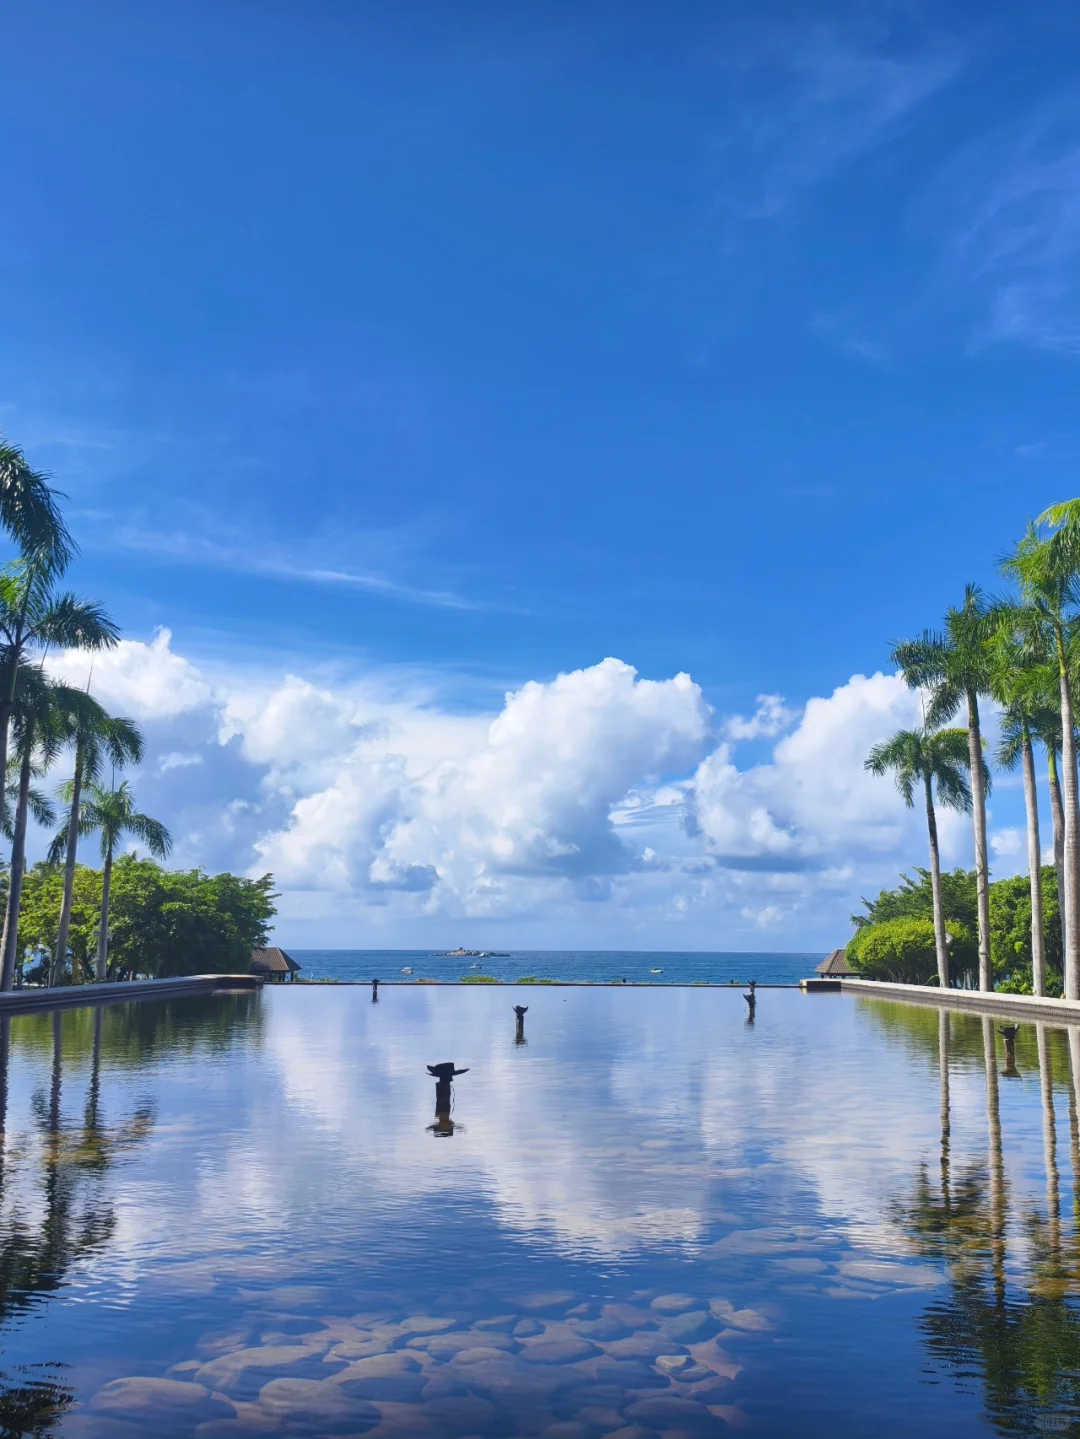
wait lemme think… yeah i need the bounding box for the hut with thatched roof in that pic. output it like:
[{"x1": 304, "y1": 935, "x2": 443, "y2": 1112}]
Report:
[
  {"x1": 250, "y1": 947, "x2": 301, "y2": 983},
  {"x1": 816, "y1": 948, "x2": 855, "y2": 977}
]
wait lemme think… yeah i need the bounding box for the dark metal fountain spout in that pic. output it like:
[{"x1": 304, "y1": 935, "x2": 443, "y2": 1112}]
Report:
[
  {"x1": 998, "y1": 1024, "x2": 1020, "y2": 1078},
  {"x1": 513, "y1": 1005, "x2": 528, "y2": 1045},
  {"x1": 426, "y1": 1062, "x2": 469, "y2": 1136},
  {"x1": 371, "y1": 978, "x2": 379, "y2": 1002},
  {"x1": 744, "y1": 978, "x2": 757, "y2": 1023}
]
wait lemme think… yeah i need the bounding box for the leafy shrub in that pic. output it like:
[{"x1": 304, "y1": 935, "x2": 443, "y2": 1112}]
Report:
[
  {"x1": 461, "y1": 974, "x2": 500, "y2": 983},
  {"x1": 846, "y1": 916, "x2": 973, "y2": 985}
]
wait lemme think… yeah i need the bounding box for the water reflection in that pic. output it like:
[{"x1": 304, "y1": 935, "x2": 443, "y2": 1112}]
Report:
[
  {"x1": 876, "y1": 1005, "x2": 1080, "y2": 1433},
  {"x1": 0, "y1": 993, "x2": 261, "y2": 1436},
  {"x1": 9, "y1": 989, "x2": 1080, "y2": 1434}
]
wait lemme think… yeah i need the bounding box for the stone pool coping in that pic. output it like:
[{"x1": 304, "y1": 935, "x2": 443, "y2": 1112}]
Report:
[
  {"x1": 841, "y1": 976, "x2": 1080, "y2": 1024},
  {"x1": 0, "y1": 973, "x2": 261, "y2": 1014}
]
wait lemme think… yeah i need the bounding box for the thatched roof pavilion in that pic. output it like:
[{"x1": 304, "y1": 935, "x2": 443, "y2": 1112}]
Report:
[
  {"x1": 250, "y1": 947, "x2": 301, "y2": 982},
  {"x1": 816, "y1": 948, "x2": 855, "y2": 977}
]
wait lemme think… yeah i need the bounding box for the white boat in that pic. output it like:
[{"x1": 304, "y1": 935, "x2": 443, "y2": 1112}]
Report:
[
  {"x1": 650, "y1": 967, "x2": 663, "y2": 974},
  {"x1": 401, "y1": 967, "x2": 413, "y2": 974}
]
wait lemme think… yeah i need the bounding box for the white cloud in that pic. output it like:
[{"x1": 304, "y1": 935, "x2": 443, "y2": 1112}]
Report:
[
  {"x1": 930, "y1": 97, "x2": 1080, "y2": 354},
  {"x1": 256, "y1": 658, "x2": 711, "y2": 907},
  {"x1": 712, "y1": 14, "x2": 962, "y2": 219},
  {"x1": 158, "y1": 751, "x2": 203, "y2": 774},
  {"x1": 723, "y1": 692, "x2": 796, "y2": 741},
  {"x1": 694, "y1": 671, "x2": 932, "y2": 866},
  {"x1": 51, "y1": 627, "x2": 213, "y2": 721},
  {"x1": 41, "y1": 632, "x2": 990, "y2": 945},
  {"x1": 991, "y1": 827, "x2": 1023, "y2": 858}
]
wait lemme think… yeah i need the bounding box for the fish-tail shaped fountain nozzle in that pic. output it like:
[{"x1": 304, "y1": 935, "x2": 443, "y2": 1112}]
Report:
[{"x1": 427, "y1": 1062, "x2": 469, "y2": 1137}]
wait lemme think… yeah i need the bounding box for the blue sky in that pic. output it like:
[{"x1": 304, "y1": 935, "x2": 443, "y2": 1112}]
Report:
[{"x1": 2, "y1": 0, "x2": 1077, "y2": 949}]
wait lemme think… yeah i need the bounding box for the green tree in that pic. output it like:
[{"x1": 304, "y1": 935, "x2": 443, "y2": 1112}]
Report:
[
  {"x1": 853, "y1": 867, "x2": 978, "y2": 935},
  {"x1": 48, "y1": 700, "x2": 143, "y2": 986},
  {"x1": 70, "y1": 782, "x2": 172, "y2": 982},
  {"x1": 0, "y1": 440, "x2": 73, "y2": 574},
  {"x1": 18, "y1": 859, "x2": 278, "y2": 984},
  {"x1": 990, "y1": 613, "x2": 1055, "y2": 994},
  {"x1": 18, "y1": 862, "x2": 101, "y2": 983},
  {"x1": 865, "y1": 726, "x2": 973, "y2": 988},
  {"x1": 990, "y1": 868, "x2": 1062, "y2": 993},
  {"x1": 0, "y1": 564, "x2": 118, "y2": 833},
  {"x1": 104, "y1": 859, "x2": 277, "y2": 979},
  {"x1": 893, "y1": 587, "x2": 999, "y2": 991},
  {"x1": 0, "y1": 672, "x2": 72, "y2": 991},
  {"x1": 847, "y1": 916, "x2": 973, "y2": 984},
  {"x1": 1003, "y1": 512, "x2": 1080, "y2": 999}
]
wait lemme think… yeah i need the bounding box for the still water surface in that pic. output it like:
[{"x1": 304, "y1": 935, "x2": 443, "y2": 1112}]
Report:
[
  {"x1": 0, "y1": 986, "x2": 1076, "y2": 1437},
  {"x1": 292, "y1": 950, "x2": 818, "y2": 985}
]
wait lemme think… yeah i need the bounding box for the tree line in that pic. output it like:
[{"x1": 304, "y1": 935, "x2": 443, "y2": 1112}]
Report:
[
  {"x1": 856, "y1": 499, "x2": 1080, "y2": 995},
  {"x1": 0, "y1": 437, "x2": 276, "y2": 987}
]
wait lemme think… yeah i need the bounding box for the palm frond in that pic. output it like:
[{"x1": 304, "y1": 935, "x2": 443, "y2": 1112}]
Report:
[{"x1": 0, "y1": 440, "x2": 74, "y2": 577}]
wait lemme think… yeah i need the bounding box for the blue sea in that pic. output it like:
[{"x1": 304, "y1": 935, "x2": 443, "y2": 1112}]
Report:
[{"x1": 289, "y1": 948, "x2": 821, "y2": 985}]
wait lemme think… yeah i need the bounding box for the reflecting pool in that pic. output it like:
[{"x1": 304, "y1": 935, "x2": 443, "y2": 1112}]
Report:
[{"x1": 0, "y1": 985, "x2": 1079, "y2": 1436}]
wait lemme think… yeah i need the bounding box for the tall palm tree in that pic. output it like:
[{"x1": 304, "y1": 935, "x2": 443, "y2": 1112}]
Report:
[
  {"x1": 865, "y1": 725, "x2": 974, "y2": 989},
  {"x1": 990, "y1": 619, "x2": 1055, "y2": 995},
  {"x1": 47, "y1": 700, "x2": 143, "y2": 987},
  {"x1": 1030, "y1": 702, "x2": 1067, "y2": 959},
  {"x1": 75, "y1": 781, "x2": 171, "y2": 982},
  {"x1": 1003, "y1": 515, "x2": 1080, "y2": 999},
  {"x1": 893, "y1": 586, "x2": 998, "y2": 990},
  {"x1": 0, "y1": 565, "x2": 119, "y2": 834},
  {"x1": 0, "y1": 671, "x2": 67, "y2": 991}
]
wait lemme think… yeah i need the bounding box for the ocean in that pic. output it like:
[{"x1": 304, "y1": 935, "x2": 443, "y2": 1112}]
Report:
[{"x1": 289, "y1": 948, "x2": 822, "y2": 985}]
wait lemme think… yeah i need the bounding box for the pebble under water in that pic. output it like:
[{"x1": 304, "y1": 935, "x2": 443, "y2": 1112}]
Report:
[{"x1": 0, "y1": 984, "x2": 1076, "y2": 1437}]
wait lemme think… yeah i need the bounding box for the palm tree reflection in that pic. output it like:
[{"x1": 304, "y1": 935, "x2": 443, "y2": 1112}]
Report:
[
  {"x1": 0, "y1": 1006, "x2": 157, "y2": 1433},
  {"x1": 896, "y1": 1014, "x2": 1080, "y2": 1431}
]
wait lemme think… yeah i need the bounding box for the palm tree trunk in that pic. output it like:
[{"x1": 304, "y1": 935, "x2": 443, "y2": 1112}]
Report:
[
  {"x1": 0, "y1": 734, "x2": 33, "y2": 992},
  {"x1": 95, "y1": 846, "x2": 113, "y2": 984},
  {"x1": 1056, "y1": 624, "x2": 1080, "y2": 1000},
  {"x1": 1037, "y1": 1023, "x2": 1061, "y2": 1269},
  {"x1": 51, "y1": 740, "x2": 84, "y2": 987},
  {"x1": 0, "y1": 598, "x2": 31, "y2": 838},
  {"x1": 938, "y1": 1010, "x2": 951, "y2": 1216},
  {"x1": 1049, "y1": 747, "x2": 1066, "y2": 964},
  {"x1": 983, "y1": 1017, "x2": 1006, "y2": 1308},
  {"x1": 1021, "y1": 723, "x2": 1047, "y2": 996},
  {"x1": 967, "y1": 690, "x2": 993, "y2": 991},
  {"x1": 924, "y1": 772, "x2": 950, "y2": 988}
]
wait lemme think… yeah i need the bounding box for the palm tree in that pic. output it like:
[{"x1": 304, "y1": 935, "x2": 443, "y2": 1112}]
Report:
[
  {"x1": 893, "y1": 586, "x2": 998, "y2": 990},
  {"x1": 0, "y1": 441, "x2": 73, "y2": 574},
  {"x1": 75, "y1": 781, "x2": 171, "y2": 982},
  {"x1": 865, "y1": 725, "x2": 973, "y2": 988},
  {"x1": 47, "y1": 700, "x2": 143, "y2": 987},
  {"x1": 1003, "y1": 515, "x2": 1080, "y2": 999},
  {"x1": 0, "y1": 671, "x2": 67, "y2": 991},
  {"x1": 1030, "y1": 702, "x2": 1067, "y2": 960},
  {"x1": 0, "y1": 565, "x2": 119, "y2": 834},
  {"x1": 990, "y1": 619, "x2": 1055, "y2": 995}
]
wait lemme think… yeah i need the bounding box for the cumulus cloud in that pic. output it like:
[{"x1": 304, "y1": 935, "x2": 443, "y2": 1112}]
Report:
[
  {"x1": 257, "y1": 659, "x2": 711, "y2": 908},
  {"x1": 42, "y1": 632, "x2": 985, "y2": 944},
  {"x1": 50, "y1": 627, "x2": 213, "y2": 720},
  {"x1": 694, "y1": 672, "x2": 933, "y2": 865},
  {"x1": 723, "y1": 693, "x2": 796, "y2": 741}
]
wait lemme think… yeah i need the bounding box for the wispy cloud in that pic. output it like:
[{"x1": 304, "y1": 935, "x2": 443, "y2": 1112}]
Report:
[
  {"x1": 706, "y1": 12, "x2": 963, "y2": 219},
  {"x1": 101, "y1": 524, "x2": 479, "y2": 610},
  {"x1": 933, "y1": 96, "x2": 1080, "y2": 354},
  {"x1": 809, "y1": 311, "x2": 891, "y2": 364}
]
